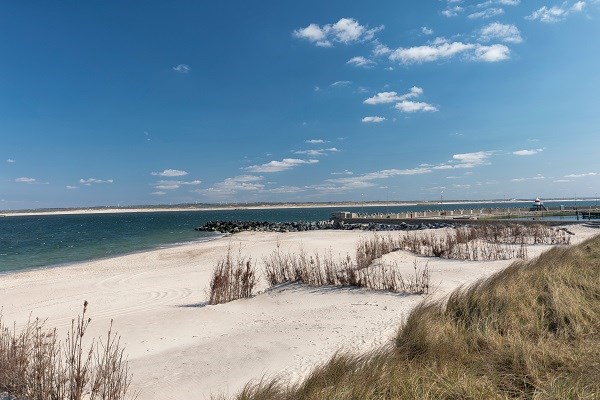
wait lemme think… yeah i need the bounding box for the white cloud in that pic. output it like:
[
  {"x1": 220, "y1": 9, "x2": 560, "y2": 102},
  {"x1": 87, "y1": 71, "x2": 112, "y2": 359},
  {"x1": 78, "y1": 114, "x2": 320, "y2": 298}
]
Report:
[
  {"x1": 389, "y1": 39, "x2": 475, "y2": 64},
  {"x1": 152, "y1": 191, "x2": 167, "y2": 195},
  {"x1": 151, "y1": 169, "x2": 188, "y2": 177},
  {"x1": 245, "y1": 158, "x2": 319, "y2": 173},
  {"x1": 203, "y1": 175, "x2": 265, "y2": 195},
  {"x1": 554, "y1": 179, "x2": 572, "y2": 183},
  {"x1": 572, "y1": 1, "x2": 586, "y2": 11},
  {"x1": 395, "y1": 101, "x2": 438, "y2": 113},
  {"x1": 480, "y1": 22, "x2": 523, "y2": 43},
  {"x1": 363, "y1": 86, "x2": 423, "y2": 104},
  {"x1": 452, "y1": 151, "x2": 494, "y2": 167},
  {"x1": 154, "y1": 180, "x2": 201, "y2": 190},
  {"x1": 422, "y1": 26, "x2": 434, "y2": 35},
  {"x1": 66, "y1": 185, "x2": 78, "y2": 189},
  {"x1": 325, "y1": 167, "x2": 432, "y2": 191},
  {"x1": 526, "y1": 2, "x2": 585, "y2": 23},
  {"x1": 564, "y1": 172, "x2": 597, "y2": 178},
  {"x1": 442, "y1": 6, "x2": 465, "y2": 17},
  {"x1": 498, "y1": 0, "x2": 520, "y2": 4},
  {"x1": 473, "y1": 44, "x2": 510, "y2": 62},
  {"x1": 513, "y1": 148, "x2": 543, "y2": 156},
  {"x1": 389, "y1": 38, "x2": 511, "y2": 64},
  {"x1": 305, "y1": 139, "x2": 326, "y2": 144},
  {"x1": 267, "y1": 186, "x2": 306, "y2": 194},
  {"x1": 468, "y1": 7, "x2": 505, "y2": 19},
  {"x1": 347, "y1": 56, "x2": 376, "y2": 67},
  {"x1": 330, "y1": 80, "x2": 352, "y2": 87},
  {"x1": 331, "y1": 170, "x2": 353, "y2": 175},
  {"x1": 364, "y1": 86, "x2": 436, "y2": 114},
  {"x1": 79, "y1": 178, "x2": 114, "y2": 186},
  {"x1": 293, "y1": 148, "x2": 339, "y2": 156},
  {"x1": 172, "y1": 64, "x2": 190, "y2": 73},
  {"x1": 6, "y1": 159, "x2": 15, "y2": 163},
  {"x1": 362, "y1": 116, "x2": 386, "y2": 123},
  {"x1": 372, "y1": 43, "x2": 392, "y2": 56},
  {"x1": 15, "y1": 177, "x2": 37, "y2": 184},
  {"x1": 512, "y1": 174, "x2": 545, "y2": 182},
  {"x1": 293, "y1": 18, "x2": 383, "y2": 47}
]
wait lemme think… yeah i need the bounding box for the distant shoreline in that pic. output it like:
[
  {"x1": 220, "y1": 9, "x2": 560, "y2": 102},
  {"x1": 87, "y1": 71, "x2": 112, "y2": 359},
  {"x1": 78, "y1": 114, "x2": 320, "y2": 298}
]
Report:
[{"x1": 0, "y1": 198, "x2": 592, "y2": 217}]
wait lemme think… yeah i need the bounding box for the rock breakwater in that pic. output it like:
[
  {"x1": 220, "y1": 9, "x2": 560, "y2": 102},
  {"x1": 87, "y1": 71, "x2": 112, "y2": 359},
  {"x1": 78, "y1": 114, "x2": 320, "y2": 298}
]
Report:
[{"x1": 195, "y1": 220, "x2": 454, "y2": 234}]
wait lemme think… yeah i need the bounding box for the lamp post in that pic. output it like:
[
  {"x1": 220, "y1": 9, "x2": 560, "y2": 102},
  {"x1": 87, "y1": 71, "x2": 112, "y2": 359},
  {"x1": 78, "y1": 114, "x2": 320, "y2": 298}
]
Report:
[{"x1": 361, "y1": 193, "x2": 364, "y2": 215}]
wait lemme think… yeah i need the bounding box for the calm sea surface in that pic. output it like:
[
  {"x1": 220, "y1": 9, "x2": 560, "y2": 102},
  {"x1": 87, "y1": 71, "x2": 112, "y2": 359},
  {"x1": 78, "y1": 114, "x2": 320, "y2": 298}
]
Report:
[{"x1": 0, "y1": 201, "x2": 595, "y2": 274}]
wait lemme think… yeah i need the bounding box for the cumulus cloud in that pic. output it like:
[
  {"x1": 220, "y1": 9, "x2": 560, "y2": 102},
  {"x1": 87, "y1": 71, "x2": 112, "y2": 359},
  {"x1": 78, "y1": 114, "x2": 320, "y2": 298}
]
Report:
[
  {"x1": 6, "y1": 158, "x2": 15, "y2": 163},
  {"x1": 372, "y1": 42, "x2": 392, "y2": 56},
  {"x1": 473, "y1": 44, "x2": 510, "y2": 61},
  {"x1": 203, "y1": 175, "x2": 265, "y2": 195},
  {"x1": 388, "y1": 37, "x2": 510, "y2": 64},
  {"x1": 513, "y1": 148, "x2": 543, "y2": 156},
  {"x1": 245, "y1": 158, "x2": 319, "y2": 173},
  {"x1": 293, "y1": 18, "x2": 383, "y2": 47},
  {"x1": 151, "y1": 169, "x2": 188, "y2": 177},
  {"x1": 480, "y1": 22, "x2": 523, "y2": 43},
  {"x1": 432, "y1": 151, "x2": 494, "y2": 169},
  {"x1": 154, "y1": 180, "x2": 201, "y2": 190},
  {"x1": 305, "y1": 139, "x2": 326, "y2": 144},
  {"x1": 267, "y1": 186, "x2": 306, "y2": 194},
  {"x1": 364, "y1": 86, "x2": 437, "y2": 114},
  {"x1": 331, "y1": 170, "x2": 353, "y2": 175},
  {"x1": 15, "y1": 177, "x2": 37, "y2": 184},
  {"x1": 422, "y1": 26, "x2": 434, "y2": 35},
  {"x1": 526, "y1": 2, "x2": 585, "y2": 23},
  {"x1": 66, "y1": 185, "x2": 79, "y2": 189},
  {"x1": 172, "y1": 64, "x2": 190, "y2": 73},
  {"x1": 362, "y1": 116, "x2": 386, "y2": 123},
  {"x1": 325, "y1": 167, "x2": 432, "y2": 191},
  {"x1": 346, "y1": 56, "x2": 376, "y2": 67},
  {"x1": 395, "y1": 101, "x2": 438, "y2": 113},
  {"x1": 442, "y1": 6, "x2": 465, "y2": 17},
  {"x1": 363, "y1": 86, "x2": 423, "y2": 104},
  {"x1": 79, "y1": 178, "x2": 113, "y2": 186},
  {"x1": 293, "y1": 148, "x2": 339, "y2": 156},
  {"x1": 152, "y1": 191, "x2": 167, "y2": 195},
  {"x1": 512, "y1": 174, "x2": 545, "y2": 182},
  {"x1": 564, "y1": 172, "x2": 597, "y2": 178},
  {"x1": 468, "y1": 7, "x2": 505, "y2": 19}
]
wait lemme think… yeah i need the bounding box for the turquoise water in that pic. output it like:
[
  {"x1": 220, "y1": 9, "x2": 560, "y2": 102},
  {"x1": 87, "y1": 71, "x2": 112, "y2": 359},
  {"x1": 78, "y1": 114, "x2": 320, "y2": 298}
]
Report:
[{"x1": 0, "y1": 201, "x2": 595, "y2": 274}]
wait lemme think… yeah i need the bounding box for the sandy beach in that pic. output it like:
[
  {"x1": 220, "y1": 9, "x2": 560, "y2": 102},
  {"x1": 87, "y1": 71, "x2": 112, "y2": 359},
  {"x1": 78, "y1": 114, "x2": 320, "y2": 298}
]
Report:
[{"x1": 1, "y1": 226, "x2": 597, "y2": 399}]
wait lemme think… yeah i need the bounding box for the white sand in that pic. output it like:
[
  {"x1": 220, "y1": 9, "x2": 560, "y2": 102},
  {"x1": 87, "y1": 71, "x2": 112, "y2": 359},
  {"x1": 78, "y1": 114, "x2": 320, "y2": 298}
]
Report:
[{"x1": 0, "y1": 226, "x2": 597, "y2": 399}]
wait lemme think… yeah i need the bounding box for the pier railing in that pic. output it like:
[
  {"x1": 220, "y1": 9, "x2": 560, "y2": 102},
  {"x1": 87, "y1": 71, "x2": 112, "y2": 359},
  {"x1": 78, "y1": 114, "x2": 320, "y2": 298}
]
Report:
[{"x1": 332, "y1": 206, "x2": 600, "y2": 221}]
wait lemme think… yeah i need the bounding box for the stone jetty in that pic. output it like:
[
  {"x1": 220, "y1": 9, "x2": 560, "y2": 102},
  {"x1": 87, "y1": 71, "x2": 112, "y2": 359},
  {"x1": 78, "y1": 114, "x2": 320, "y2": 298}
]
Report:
[{"x1": 195, "y1": 220, "x2": 455, "y2": 234}]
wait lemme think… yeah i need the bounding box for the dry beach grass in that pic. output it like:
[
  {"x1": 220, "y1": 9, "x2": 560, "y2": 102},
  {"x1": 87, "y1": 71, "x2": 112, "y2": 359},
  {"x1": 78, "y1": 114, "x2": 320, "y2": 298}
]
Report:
[
  {"x1": 226, "y1": 234, "x2": 600, "y2": 400},
  {"x1": 0, "y1": 302, "x2": 133, "y2": 400}
]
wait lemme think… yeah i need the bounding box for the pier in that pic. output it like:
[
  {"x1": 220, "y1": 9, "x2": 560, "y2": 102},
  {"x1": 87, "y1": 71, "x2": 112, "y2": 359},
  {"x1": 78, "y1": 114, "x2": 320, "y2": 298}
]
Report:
[{"x1": 332, "y1": 206, "x2": 600, "y2": 225}]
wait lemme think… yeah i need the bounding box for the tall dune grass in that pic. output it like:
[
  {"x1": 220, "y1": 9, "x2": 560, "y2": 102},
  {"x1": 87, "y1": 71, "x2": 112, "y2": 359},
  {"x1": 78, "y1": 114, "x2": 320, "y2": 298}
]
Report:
[
  {"x1": 0, "y1": 301, "x2": 134, "y2": 399},
  {"x1": 209, "y1": 245, "x2": 257, "y2": 305},
  {"x1": 224, "y1": 234, "x2": 600, "y2": 400},
  {"x1": 263, "y1": 243, "x2": 430, "y2": 295}
]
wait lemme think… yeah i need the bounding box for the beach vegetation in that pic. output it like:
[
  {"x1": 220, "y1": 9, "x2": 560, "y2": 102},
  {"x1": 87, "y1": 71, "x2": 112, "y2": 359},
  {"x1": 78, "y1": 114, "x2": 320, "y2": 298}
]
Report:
[
  {"x1": 0, "y1": 301, "x2": 134, "y2": 399},
  {"x1": 225, "y1": 234, "x2": 600, "y2": 400},
  {"x1": 208, "y1": 245, "x2": 257, "y2": 305}
]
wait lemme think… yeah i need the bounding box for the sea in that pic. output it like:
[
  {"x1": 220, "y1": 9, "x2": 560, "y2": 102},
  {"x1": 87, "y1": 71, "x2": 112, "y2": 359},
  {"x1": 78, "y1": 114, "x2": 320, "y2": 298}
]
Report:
[{"x1": 0, "y1": 200, "x2": 596, "y2": 274}]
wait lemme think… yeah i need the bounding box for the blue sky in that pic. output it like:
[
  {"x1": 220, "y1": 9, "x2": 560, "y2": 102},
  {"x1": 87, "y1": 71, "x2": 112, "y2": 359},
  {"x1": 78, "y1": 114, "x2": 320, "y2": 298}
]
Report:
[{"x1": 1, "y1": 1, "x2": 599, "y2": 209}]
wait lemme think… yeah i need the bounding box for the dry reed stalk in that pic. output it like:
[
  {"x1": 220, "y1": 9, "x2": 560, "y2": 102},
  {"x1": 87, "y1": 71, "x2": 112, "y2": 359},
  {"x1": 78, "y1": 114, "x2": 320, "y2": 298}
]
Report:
[
  {"x1": 209, "y1": 245, "x2": 257, "y2": 305},
  {"x1": 0, "y1": 302, "x2": 134, "y2": 400}
]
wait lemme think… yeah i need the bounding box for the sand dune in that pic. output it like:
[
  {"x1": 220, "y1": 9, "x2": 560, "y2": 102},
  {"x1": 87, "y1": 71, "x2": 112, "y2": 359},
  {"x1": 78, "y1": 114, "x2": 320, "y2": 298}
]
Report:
[{"x1": 1, "y1": 226, "x2": 597, "y2": 399}]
